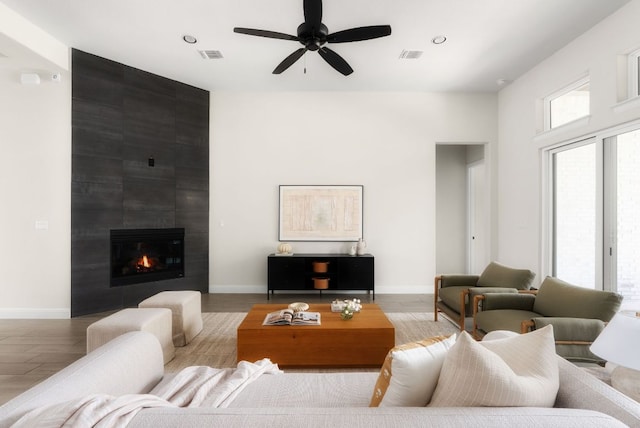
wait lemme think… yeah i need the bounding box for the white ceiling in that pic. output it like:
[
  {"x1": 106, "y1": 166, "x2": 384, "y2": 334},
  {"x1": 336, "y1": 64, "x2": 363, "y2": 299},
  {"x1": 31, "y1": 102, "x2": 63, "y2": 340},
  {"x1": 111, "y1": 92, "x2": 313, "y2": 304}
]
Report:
[{"x1": 0, "y1": 0, "x2": 631, "y2": 92}]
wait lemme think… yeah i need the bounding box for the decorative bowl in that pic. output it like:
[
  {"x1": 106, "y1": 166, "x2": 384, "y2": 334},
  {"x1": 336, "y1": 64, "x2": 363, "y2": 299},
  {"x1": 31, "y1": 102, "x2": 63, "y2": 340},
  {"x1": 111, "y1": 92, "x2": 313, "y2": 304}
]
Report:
[{"x1": 288, "y1": 302, "x2": 309, "y2": 312}]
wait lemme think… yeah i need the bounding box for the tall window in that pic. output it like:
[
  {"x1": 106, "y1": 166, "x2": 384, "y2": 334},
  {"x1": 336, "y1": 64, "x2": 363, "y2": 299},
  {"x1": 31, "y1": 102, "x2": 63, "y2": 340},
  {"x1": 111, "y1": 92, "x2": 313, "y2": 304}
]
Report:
[
  {"x1": 545, "y1": 76, "x2": 590, "y2": 130},
  {"x1": 548, "y1": 127, "x2": 640, "y2": 310}
]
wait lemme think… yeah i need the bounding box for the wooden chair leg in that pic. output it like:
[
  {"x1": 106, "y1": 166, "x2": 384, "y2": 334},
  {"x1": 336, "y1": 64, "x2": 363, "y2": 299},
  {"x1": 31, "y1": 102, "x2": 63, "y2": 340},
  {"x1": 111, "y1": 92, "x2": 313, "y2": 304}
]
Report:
[{"x1": 472, "y1": 295, "x2": 485, "y2": 340}]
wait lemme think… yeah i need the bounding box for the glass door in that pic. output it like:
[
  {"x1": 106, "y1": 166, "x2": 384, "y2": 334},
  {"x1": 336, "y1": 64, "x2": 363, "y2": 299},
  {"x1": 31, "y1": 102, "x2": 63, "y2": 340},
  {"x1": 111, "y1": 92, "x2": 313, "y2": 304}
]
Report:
[
  {"x1": 607, "y1": 129, "x2": 640, "y2": 309},
  {"x1": 551, "y1": 140, "x2": 599, "y2": 288},
  {"x1": 548, "y1": 126, "x2": 640, "y2": 308}
]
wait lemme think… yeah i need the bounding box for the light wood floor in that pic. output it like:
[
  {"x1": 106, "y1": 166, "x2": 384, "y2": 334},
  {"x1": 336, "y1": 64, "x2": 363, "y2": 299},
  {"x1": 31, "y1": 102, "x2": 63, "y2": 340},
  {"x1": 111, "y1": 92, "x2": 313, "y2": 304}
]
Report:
[{"x1": 0, "y1": 293, "x2": 435, "y2": 405}]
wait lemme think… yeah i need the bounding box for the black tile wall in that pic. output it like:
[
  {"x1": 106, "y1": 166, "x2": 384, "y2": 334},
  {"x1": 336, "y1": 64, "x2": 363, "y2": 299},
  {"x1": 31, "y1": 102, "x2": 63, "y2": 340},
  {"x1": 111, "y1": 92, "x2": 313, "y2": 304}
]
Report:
[{"x1": 71, "y1": 49, "x2": 209, "y2": 317}]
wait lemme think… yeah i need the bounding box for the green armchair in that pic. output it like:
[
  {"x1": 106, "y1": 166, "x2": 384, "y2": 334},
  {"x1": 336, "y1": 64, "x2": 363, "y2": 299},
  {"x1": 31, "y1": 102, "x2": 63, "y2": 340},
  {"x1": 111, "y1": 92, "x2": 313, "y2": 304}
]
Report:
[
  {"x1": 434, "y1": 261, "x2": 535, "y2": 330},
  {"x1": 473, "y1": 276, "x2": 623, "y2": 364}
]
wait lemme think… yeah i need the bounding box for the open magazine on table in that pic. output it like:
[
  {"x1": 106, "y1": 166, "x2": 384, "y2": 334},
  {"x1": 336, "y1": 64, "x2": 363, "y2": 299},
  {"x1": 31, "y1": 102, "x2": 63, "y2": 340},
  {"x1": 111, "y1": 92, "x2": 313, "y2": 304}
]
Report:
[{"x1": 262, "y1": 309, "x2": 321, "y2": 326}]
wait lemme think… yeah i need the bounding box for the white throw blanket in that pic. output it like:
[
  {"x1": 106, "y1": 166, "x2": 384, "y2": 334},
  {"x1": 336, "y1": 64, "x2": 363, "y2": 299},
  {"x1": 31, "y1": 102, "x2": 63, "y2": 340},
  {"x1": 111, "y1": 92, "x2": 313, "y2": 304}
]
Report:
[{"x1": 11, "y1": 359, "x2": 281, "y2": 428}]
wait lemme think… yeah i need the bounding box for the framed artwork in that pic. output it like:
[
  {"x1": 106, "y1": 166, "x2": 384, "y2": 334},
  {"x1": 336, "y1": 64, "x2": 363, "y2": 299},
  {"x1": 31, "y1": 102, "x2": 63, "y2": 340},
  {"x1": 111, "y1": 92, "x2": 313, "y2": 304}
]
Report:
[{"x1": 279, "y1": 185, "x2": 363, "y2": 241}]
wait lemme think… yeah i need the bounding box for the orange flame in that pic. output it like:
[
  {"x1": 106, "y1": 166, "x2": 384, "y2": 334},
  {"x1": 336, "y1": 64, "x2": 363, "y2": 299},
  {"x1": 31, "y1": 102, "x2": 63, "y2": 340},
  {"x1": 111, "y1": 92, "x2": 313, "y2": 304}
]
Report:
[{"x1": 141, "y1": 255, "x2": 151, "y2": 268}]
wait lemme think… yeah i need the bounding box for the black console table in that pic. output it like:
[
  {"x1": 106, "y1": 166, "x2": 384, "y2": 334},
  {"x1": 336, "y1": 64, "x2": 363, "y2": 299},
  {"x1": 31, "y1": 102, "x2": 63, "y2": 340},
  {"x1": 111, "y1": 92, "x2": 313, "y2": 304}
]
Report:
[{"x1": 267, "y1": 253, "x2": 374, "y2": 299}]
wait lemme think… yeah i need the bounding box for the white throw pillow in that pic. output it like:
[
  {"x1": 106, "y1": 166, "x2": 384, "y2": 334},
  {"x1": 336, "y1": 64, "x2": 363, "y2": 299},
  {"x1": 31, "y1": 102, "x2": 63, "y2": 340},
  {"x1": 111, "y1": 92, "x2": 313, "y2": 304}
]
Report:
[
  {"x1": 370, "y1": 334, "x2": 456, "y2": 407},
  {"x1": 429, "y1": 325, "x2": 559, "y2": 407},
  {"x1": 482, "y1": 330, "x2": 518, "y2": 341}
]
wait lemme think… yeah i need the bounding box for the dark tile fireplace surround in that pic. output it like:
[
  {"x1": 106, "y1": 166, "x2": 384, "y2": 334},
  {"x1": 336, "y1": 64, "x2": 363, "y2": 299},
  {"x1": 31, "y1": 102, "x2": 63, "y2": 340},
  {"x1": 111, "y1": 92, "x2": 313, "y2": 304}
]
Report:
[{"x1": 71, "y1": 49, "x2": 209, "y2": 317}]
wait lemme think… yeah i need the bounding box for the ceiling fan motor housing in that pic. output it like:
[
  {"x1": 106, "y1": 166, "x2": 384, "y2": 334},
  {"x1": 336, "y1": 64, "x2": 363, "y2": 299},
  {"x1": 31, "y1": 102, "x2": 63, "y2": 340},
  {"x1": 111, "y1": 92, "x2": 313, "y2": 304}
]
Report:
[{"x1": 297, "y1": 23, "x2": 328, "y2": 51}]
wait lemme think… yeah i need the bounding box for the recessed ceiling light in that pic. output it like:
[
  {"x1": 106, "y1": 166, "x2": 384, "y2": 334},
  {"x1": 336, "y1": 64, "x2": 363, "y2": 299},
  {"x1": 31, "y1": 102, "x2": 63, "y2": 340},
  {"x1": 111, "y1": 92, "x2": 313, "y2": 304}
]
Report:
[
  {"x1": 183, "y1": 35, "x2": 198, "y2": 44},
  {"x1": 431, "y1": 35, "x2": 447, "y2": 45}
]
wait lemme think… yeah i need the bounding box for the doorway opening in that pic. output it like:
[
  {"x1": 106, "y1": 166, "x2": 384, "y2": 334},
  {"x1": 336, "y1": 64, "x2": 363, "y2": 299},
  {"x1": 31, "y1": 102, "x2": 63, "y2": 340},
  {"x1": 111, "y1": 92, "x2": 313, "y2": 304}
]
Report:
[{"x1": 435, "y1": 144, "x2": 487, "y2": 275}]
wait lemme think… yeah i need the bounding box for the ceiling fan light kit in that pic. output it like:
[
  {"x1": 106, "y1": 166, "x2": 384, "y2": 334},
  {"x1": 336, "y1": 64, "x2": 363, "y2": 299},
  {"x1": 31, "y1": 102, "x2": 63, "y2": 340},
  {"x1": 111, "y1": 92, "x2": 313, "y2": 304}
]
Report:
[{"x1": 233, "y1": 0, "x2": 391, "y2": 76}]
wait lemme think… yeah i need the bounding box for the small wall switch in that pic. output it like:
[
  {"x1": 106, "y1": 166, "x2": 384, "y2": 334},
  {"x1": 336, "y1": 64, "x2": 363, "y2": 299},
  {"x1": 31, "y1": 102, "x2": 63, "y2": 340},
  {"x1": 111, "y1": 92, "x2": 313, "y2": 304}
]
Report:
[{"x1": 35, "y1": 220, "x2": 49, "y2": 230}]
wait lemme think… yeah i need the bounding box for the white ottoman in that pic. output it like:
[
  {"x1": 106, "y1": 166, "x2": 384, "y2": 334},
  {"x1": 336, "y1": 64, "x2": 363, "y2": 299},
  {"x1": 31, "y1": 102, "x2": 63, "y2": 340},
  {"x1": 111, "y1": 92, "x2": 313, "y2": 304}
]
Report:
[
  {"x1": 86, "y1": 308, "x2": 175, "y2": 363},
  {"x1": 139, "y1": 290, "x2": 203, "y2": 347}
]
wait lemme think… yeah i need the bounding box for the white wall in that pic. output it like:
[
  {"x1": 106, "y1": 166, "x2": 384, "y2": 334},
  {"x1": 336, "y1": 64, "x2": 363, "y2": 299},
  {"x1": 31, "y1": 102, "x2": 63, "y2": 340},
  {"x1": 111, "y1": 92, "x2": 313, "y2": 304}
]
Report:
[
  {"x1": 210, "y1": 92, "x2": 497, "y2": 294},
  {"x1": 0, "y1": 9, "x2": 71, "y2": 318},
  {"x1": 0, "y1": 69, "x2": 71, "y2": 318},
  {"x1": 0, "y1": 2, "x2": 68, "y2": 71},
  {"x1": 497, "y1": 0, "x2": 640, "y2": 285}
]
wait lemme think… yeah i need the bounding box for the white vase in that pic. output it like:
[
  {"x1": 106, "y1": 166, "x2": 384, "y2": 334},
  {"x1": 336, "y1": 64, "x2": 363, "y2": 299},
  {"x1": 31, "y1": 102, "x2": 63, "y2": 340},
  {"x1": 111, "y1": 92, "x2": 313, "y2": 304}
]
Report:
[{"x1": 356, "y1": 239, "x2": 367, "y2": 256}]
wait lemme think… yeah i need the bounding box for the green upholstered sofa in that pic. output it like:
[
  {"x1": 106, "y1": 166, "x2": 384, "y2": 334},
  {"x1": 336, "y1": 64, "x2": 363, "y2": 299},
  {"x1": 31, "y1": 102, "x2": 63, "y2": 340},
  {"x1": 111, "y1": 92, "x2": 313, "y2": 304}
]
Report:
[
  {"x1": 434, "y1": 261, "x2": 536, "y2": 330},
  {"x1": 473, "y1": 276, "x2": 623, "y2": 364}
]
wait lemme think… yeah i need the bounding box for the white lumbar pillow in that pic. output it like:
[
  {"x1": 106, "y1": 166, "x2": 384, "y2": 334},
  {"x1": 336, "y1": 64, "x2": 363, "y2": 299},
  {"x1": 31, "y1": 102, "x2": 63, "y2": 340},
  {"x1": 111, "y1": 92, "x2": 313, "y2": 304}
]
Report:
[
  {"x1": 370, "y1": 334, "x2": 456, "y2": 407},
  {"x1": 429, "y1": 325, "x2": 559, "y2": 407}
]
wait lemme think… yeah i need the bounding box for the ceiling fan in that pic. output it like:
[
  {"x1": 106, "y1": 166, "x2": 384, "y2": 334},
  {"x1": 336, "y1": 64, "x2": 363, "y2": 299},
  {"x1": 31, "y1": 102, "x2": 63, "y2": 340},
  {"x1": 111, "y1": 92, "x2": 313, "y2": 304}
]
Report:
[{"x1": 233, "y1": 0, "x2": 392, "y2": 76}]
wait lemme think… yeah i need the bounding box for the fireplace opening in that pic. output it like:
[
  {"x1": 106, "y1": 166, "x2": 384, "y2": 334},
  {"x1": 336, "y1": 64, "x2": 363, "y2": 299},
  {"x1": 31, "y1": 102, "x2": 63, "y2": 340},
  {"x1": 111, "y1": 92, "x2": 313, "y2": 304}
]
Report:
[{"x1": 110, "y1": 228, "x2": 185, "y2": 287}]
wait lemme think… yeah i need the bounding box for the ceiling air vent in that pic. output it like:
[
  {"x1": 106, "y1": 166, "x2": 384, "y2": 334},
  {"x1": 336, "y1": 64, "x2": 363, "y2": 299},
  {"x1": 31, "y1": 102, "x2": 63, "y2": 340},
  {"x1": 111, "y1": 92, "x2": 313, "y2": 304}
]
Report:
[
  {"x1": 399, "y1": 50, "x2": 423, "y2": 59},
  {"x1": 198, "y1": 50, "x2": 224, "y2": 60}
]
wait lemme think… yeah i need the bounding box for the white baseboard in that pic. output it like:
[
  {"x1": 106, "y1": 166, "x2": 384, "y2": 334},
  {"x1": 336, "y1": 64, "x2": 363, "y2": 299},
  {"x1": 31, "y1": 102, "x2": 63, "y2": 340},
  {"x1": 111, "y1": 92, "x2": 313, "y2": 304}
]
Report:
[
  {"x1": 209, "y1": 285, "x2": 431, "y2": 294},
  {"x1": 0, "y1": 308, "x2": 71, "y2": 319},
  {"x1": 375, "y1": 285, "x2": 431, "y2": 294},
  {"x1": 209, "y1": 285, "x2": 266, "y2": 294}
]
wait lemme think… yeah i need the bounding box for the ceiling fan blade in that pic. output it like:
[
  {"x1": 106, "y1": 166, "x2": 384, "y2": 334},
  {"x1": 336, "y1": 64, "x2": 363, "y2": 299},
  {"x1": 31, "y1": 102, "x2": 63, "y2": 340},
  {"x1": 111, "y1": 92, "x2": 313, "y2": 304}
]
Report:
[
  {"x1": 234, "y1": 27, "x2": 299, "y2": 41},
  {"x1": 327, "y1": 25, "x2": 392, "y2": 43},
  {"x1": 273, "y1": 48, "x2": 308, "y2": 74},
  {"x1": 303, "y1": 0, "x2": 322, "y2": 29},
  {"x1": 318, "y1": 47, "x2": 353, "y2": 76}
]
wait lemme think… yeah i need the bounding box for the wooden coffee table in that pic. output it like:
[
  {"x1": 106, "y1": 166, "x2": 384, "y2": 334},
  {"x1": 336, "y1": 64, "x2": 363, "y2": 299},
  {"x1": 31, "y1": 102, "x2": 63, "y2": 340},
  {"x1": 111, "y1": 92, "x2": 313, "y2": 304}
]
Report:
[{"x1": 237, "y1": 303, "x2": 395, "y2": 368}]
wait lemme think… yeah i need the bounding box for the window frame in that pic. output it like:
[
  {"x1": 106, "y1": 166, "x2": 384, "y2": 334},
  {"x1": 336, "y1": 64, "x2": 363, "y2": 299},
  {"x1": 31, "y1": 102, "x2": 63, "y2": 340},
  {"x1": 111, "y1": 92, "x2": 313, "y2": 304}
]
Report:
[
  {"x1": 627, "y1": 47, "x2": 640, "y2": 99},
  {"x1": 543, "y1": 74, "x2": 591, "y2": 131},
  {"x1": 542, "y1": 119, "x2": 640, "y2": 296}
]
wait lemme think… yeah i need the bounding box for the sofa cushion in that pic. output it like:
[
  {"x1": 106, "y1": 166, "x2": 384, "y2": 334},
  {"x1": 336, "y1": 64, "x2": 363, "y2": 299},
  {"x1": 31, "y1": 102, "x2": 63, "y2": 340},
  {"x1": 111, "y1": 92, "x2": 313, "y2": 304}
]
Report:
[
  {"x1": 228, "y1": 372, "x2": 378, "y2": 408},
  {"x1": 440, "y1": 274, "x2": 479, "y2": 288},
  {"x1": 477, "y1": 261, "x2": 535, "y2": 290},
  {"x1": 533, "y1": 317, "x2": 606, "y2": 363},
  {"x1": 468, "y1": 287, "x2": 519, "y2": 306},
  {"x1": 439, "y1": 286, "x2": 519, "y2": 319},
  {"x1": 474, "y1": 309, "x2": 540, "y2": 334},
  {"x1": 437, "y1": 286, "x2": 469, "y2": 312},
  {"x1": 429, "y1": 325, "x2": 559, "y2": 407},
  {"x1": 370, "y1": 335, "x2": 456, "y2": 407},
  {"x1": 533, "y1": 277, "x2": 622, "y2": 320},
  {"x1": 533, "y1": 317, "x2": 606, "y2": 343},
  {"x1": 479, "y1": 293, "x2": 536, "y2": 312},
  {"x1": 128, "y1": 407, "x2": 629, "y2": 428}
]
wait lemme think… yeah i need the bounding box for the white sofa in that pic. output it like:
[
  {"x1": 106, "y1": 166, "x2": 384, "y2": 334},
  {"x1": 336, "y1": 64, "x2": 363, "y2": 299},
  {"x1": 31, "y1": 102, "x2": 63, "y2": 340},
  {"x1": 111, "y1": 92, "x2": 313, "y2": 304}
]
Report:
[{"x1": 1, "y1": 331, "x2": 639, "y2": 428}]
